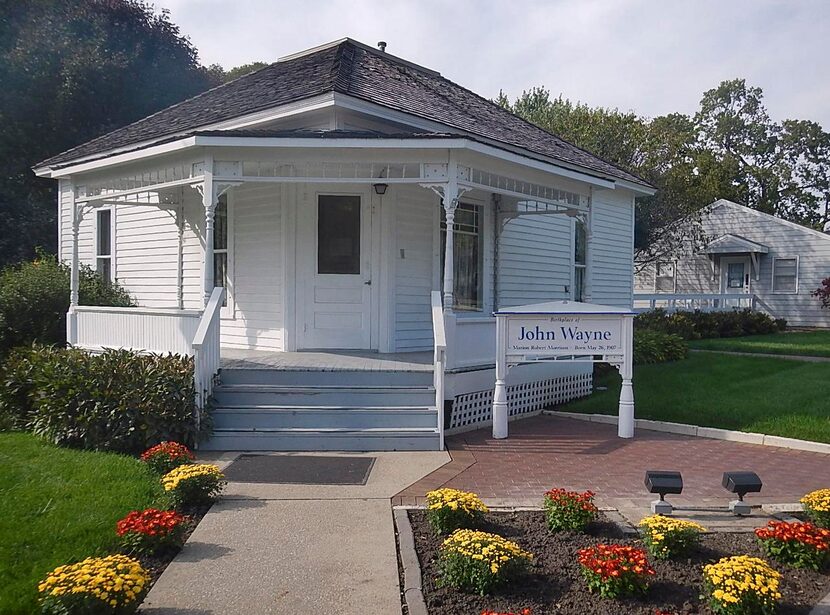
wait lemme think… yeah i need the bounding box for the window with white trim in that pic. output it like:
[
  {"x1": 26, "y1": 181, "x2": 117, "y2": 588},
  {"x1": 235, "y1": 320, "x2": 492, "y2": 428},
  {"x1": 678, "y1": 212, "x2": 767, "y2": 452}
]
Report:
[
  {"x1": 772, "y1": 257, "x2": 798, "y2": 293},
  {"x1": 573, "y1": 219, "x2": 586, "y2": 301},
  {"x1": 213, "y1": 194, "x2": 229, "y2": 307},
  {"x1": 441, "y1": 202, "x2": 483, "y2": 311},
  {"x1": 655, "y1": 261, "x2": 676, "y2": 293},
  {"x1": 96, "y1": 209, "x2": 112, "y2": 283}
]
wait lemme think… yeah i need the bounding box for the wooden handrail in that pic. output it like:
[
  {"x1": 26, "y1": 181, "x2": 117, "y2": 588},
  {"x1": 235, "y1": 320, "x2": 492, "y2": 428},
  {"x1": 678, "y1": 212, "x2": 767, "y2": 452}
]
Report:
[
  {"x1": 431, "y1": 291, "x2": 446, "y2": 351},
  {"x1": 431, "y1": 291, "x2": 446, "y2": 451},
  {"x1": 193, "y1": 287, "x2": 224, "y2": 349}
]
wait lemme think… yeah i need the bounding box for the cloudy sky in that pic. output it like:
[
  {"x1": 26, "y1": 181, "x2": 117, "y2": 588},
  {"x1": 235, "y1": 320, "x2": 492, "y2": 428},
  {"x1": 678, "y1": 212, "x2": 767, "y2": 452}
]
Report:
[{"x1": 159, "y1": 0, "x2": 830, "y2": 127}]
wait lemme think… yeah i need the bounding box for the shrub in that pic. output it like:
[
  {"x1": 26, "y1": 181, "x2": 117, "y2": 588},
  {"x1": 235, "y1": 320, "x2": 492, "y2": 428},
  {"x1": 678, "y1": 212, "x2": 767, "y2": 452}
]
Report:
[
  {"x1": 38, "y1": 554, "x2": 150, "y2": 614},
  {"x1": 812, "y1": 277, "x2": 830, "y2": 309},
  {"x1": 542, "y1": 488, "x2": 598, "y2": 532},
  {"x1": 754, "y1": 520, "x2": 830, "y2": 570},
  {"x1": 116, "y1": 508, "x2": 191, "y2": 556},
  {"x1": 0, "y1": 252, "x2": 134, "y2": 358},
  {"x1": 425, "y1": 488, "x2": 488, "y2": 535},
  {"x1": 801, "y1": 489, "x2": 830, "y2": 528},
  {"x1": 633, "y1": 330, "x2": 688, "y2": 364},
  {"x1": 638, "y1": 515, "x2": 705, "y2": 559},
  {"x1": 634, "y1": 308, "x2": 785, "y2": 340},
  {"x1": 162, "y1": 463, "x2": 226, "y2": 508},
  {"x1": 0, "y1": 346, "x2": 200, "y2": 453},
  {"x1": 140, "y1": 441, "x2": 195, "y2": 475},
  {"x1": 577, "y1": 544, "x2": 654, "y2": 598},
  {"x1": 702, "y1": 555, "x2": 781, "y2": 615},
  {"x1": 438, "y1": 529, "x2": 532, "y2": 595}
]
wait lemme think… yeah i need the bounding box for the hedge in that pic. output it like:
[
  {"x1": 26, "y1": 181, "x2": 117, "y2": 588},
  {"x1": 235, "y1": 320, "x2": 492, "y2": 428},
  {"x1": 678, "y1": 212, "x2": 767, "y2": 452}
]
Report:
[
  {"x1": 0, "y1": 346, "x2": 203, "y2": 453},
  {"x1": 634, "y1": 308, "x2": 786, "y2": 340},
  {"x1": 633, "y1": 330, "x2": 688, "y2": 365}
]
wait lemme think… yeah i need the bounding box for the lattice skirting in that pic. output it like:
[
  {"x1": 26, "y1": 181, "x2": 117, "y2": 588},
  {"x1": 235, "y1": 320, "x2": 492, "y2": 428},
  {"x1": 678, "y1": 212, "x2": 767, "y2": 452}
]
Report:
[{"x1": 447, "y1": 372, "x2": 593, "y2": 431}]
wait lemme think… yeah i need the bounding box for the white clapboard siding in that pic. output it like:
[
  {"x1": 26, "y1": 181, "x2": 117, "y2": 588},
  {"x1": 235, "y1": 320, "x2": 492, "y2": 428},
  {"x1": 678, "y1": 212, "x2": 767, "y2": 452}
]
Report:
[
  {"x1": 394, "y1": 185, "x2": 435, "y2": 351},
  {"x1": 496, "y1": 212, "x2": 572, "y2": 307},
  {"x1": 642, "y1": 201, "x2": 830, "y2": 327},
  {"x1": 591, "y1": 190, "x2": 635, "y2": 307}
]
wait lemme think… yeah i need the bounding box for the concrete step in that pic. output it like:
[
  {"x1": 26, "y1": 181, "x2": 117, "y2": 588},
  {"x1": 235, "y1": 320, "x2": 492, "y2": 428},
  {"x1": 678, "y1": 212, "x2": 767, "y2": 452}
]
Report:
[
  {"x1": 211, "y1": 384, "x2": 436, "y2": 407},
  {"x1": 218, "y1": 368, "x2": 433, "y2": 387},
  {"x1": 201, "y1": 427, "x2": 441, "y2": 451},
  {"x1": 212, "y1": 405, "x2": 438, "y2": 430}
]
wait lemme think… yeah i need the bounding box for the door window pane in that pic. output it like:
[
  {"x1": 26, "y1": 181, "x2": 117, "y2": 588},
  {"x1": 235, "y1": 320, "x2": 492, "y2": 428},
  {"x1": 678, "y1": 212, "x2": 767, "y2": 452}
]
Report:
[
  {"x1": 726, "y1": 262, "x2": 745, "y2": 288},
  {"x1": 318, "y1": 196, "x2": 361, "y2": 275}
]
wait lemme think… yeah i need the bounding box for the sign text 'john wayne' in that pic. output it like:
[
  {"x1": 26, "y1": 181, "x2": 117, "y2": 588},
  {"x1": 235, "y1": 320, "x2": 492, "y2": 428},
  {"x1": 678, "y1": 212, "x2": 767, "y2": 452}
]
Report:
[{"x1": 506, "y1": 314, "x2": 622, "y2": 355}]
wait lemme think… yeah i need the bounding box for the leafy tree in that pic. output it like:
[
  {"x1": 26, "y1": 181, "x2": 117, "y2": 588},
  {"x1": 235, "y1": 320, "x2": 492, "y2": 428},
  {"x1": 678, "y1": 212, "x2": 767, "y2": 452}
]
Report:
[
  {"x1": 0, "y1": 0, "x2": 219, "y2": 268},
  {"x1": 207, "y1": 61, "x2": 270, "y2": 83}
]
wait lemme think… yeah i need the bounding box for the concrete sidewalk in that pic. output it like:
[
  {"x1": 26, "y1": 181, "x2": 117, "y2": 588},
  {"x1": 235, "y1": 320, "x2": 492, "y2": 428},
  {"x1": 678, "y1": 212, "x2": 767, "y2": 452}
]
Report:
[{"x1": 139, "y1": 451, "x2": 449, "y2": 615}]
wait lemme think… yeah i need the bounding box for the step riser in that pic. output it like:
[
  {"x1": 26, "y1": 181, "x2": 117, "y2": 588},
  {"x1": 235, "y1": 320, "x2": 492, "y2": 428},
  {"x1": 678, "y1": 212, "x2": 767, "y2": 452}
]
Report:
[
  {"x1": 219, "y1": 369, "x2": 433, "y2": 387},
  {"x1": 212, "y1": 389, "x2": 436, "y2": 407},
  {"x1": 212, "y1": 409, "x2": 438, "y2": 430},
  {"x1": 201, "y1": 432, "x2": 440, "y2": 451}
]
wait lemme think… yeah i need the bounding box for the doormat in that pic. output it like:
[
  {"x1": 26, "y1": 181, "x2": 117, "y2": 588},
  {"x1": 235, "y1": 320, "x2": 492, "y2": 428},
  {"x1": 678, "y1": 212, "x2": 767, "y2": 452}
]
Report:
[{"x1": 222, "y1": 454, "x2": 376, "y2": 485}]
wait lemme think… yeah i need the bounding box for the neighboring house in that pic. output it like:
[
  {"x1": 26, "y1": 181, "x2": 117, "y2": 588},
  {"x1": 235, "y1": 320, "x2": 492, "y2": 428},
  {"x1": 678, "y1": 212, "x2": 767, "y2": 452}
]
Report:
[
  {"x1": 34, "y1": 38, "x2": 653, "y2": 450},
  {"x1": 635, "y1": 199, "x2": 830, "y2": 328}
]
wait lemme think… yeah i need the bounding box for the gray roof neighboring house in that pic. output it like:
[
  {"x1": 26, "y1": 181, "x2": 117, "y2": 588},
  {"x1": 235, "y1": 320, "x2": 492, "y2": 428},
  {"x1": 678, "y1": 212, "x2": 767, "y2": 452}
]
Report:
[{"x1": 35, "y1": 38, "x2": 651, "y2": 188}]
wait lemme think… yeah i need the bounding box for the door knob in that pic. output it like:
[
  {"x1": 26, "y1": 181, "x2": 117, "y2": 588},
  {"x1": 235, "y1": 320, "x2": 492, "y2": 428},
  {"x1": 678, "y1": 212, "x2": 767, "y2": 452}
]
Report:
[{"x1": 364, "y1": 280, "x2": 372, "y2": 286}]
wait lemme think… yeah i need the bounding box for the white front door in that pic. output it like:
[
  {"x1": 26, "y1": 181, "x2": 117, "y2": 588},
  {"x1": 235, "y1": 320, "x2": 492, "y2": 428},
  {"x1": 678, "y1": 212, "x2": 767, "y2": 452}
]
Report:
[
  {"x1": 720, "y1": 257, "x2": 751, "y2": 293},
  {"x1": 299, "y1": 192, "x2": 374, "y2": 349}
]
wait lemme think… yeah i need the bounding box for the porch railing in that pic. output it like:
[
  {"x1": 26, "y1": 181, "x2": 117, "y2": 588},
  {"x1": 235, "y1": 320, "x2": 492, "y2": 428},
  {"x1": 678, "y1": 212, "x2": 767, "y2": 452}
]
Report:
[
  {"x1": 192, "y1": 287, "x2": 224, "y2": 415},
  {"x1": 430, "y1": 291, "x2": 446, "y2": 451},
  {"x1": 71, "y1": 287, "x2": 224, "y2": 414},
  {"x1": 633, "y1": 293, "x2": 757, "y2": 313}
]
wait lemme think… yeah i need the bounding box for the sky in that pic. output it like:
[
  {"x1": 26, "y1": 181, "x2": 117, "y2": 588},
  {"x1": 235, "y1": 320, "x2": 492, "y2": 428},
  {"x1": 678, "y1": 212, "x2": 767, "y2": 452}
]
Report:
[{"x1": 158, "y1": 0, "x2": 830, "y2": 127}]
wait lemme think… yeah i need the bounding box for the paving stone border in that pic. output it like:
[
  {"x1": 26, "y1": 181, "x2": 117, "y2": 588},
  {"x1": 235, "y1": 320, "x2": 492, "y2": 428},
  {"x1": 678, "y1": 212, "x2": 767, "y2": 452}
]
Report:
[{"x1": 544, "y1": 410, "x2": 830, "y2": 455}]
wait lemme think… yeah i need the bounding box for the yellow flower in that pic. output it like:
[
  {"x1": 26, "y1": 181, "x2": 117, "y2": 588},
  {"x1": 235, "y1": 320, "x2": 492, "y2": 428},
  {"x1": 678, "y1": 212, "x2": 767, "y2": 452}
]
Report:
[
  {"x1": 38, "y1": 555, "x2": 149, "y2": 608},
  {"x1": 161, "y1": 463, "x2": 224, "y2": 491}
]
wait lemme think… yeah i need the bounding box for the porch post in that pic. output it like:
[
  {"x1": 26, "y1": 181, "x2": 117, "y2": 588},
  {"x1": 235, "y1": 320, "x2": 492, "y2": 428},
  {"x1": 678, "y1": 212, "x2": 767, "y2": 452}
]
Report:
[
  {"x1": 583, "y1": 190, "x2": 594, "y2": 303},
  {"x1": 67, "y1": 192, "x2": 80, "y2": 345},
  {"x1": 201, "y1": 160, "x2": 215, "y2": 307},
  {"x1": 441, "y1": 171, "x2": 459, "y2": 313}
]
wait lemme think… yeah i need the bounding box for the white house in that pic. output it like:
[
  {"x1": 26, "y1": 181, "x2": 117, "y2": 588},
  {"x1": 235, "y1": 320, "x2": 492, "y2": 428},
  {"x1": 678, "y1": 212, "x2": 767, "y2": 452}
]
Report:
[
  {"x1": 34, "y1": 39, "x2": 653, "y2": 450},
  {"x1": 635, "y1": 199, "x2": 830, "y2": 328}
]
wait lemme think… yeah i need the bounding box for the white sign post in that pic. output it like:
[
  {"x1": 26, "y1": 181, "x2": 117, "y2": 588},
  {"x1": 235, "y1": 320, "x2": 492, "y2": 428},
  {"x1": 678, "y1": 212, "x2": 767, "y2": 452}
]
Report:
[{"x1": 492, "y1": 301, "x2": 635, "y2": 440}]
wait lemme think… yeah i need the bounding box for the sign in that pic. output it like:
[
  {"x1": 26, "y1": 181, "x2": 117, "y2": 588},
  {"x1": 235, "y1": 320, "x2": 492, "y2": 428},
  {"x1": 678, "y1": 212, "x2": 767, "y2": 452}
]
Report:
[
  {"x1": 506, "y1": 315, "x2": 622, "y2": 356},
  {"x1": 491, "y1": 301, "x2": 635, "y2": 442}
]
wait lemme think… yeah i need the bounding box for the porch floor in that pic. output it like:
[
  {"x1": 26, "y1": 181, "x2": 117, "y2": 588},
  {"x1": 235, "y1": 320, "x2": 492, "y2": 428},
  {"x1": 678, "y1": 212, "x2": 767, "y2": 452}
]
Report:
[{"x1": 220, "y1": 348, "x2": 433, "y2": 372}]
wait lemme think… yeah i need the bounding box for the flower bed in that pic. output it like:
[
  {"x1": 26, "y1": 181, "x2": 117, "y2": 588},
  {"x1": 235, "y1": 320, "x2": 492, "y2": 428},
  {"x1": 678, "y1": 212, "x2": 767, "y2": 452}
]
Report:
[{"x1": 408, "y1": 509, "x2": 830, "y2": 614}]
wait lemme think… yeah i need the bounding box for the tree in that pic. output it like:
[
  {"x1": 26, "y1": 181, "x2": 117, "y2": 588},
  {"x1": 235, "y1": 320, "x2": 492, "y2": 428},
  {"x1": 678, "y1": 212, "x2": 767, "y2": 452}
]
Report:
[
  {"x1": 695, "y1": 79, "x2": 830, "y2": 227},
  {"x1": 207, "y1": 61, "x2": 270, "y2": 83},
  {"x1": 0, "y1": 0, "x2": 220, "y2": 268}
]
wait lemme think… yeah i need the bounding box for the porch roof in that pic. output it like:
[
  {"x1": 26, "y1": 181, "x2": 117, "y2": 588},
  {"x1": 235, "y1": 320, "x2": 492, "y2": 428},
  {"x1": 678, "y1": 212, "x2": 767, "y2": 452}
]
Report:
[
  {"x1": 704, "y1": 233, "x2": 769, "y2": 255},
  {"x1": 35, "y1": 38, "x2": 651, "y2": 190}
]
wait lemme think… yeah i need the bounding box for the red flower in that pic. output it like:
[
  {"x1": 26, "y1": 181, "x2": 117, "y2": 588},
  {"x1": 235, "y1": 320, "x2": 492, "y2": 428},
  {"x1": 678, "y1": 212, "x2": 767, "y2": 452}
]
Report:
[
  {"x1": 755, "y1": 520, "x2": 830, "y2": 550},
  {"x1": 116, "y1": 508, "x2": 189, "y2": 537},
  {"x1": 140, "y1": 441, "x2": 194, "y2": 463}
]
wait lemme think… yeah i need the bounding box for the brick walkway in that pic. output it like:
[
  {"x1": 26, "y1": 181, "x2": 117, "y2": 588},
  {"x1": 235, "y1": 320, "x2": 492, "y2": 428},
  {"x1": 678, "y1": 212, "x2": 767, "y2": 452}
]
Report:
[{"x1": 393, "y1": 415, "x2": 830, "y2": 511}]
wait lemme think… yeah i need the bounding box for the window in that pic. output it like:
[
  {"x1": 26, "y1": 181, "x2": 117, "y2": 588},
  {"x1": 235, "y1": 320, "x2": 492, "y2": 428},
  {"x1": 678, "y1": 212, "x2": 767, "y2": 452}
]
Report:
[
  {"x1": 213, "y1": 194, "x2": 229, "y2": 305},
  {"x1": 726, "y1": 262, "x2": 745, "y2": 289},
  {"x1": 441, "y1": 202, "x2": 483, "y2": 311},
  {"x1": 772, "y1": 257, "x2": 798, "y2": 293},
  {"x1": 573, "y1": 219, "x2": 586, "y2": 301},
  {"x1": 96, "y1": 209, "x2": 112, "y2": 283},
  {"x1": 318, "y1": 195, "x2": 361, "y2": 274},
  {"x1": 655, "y1": 261, "x2": 676, "y2": 293}
]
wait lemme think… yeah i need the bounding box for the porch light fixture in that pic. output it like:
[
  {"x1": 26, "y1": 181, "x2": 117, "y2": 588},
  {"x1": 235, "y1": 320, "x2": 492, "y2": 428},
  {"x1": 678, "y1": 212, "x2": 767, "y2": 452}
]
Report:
[
  {"x1": 722, "y1": 471, "x2": 762, "y2": 516},
  {"x1": 373, "y1": 183, "x2": 388, "y2": 195},
  {"x1": 644, "y1": 470, "x2": 683, "y2": 515}
]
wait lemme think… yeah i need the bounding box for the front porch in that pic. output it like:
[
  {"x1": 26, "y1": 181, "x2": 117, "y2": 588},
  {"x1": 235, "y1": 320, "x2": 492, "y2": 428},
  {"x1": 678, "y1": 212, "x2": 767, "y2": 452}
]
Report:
[{"x1": 220, "y1": 348, "x2": 433, "y2": 372}]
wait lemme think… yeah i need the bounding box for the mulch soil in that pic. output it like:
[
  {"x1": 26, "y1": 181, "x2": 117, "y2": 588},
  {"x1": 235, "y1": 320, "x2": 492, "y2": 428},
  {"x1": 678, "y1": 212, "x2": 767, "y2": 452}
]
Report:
[
  {"x1": 409, "y1": 510, "x2": 830, "y2": 615},
  {"x1": 135, "y1": 502, "x2": 211, "y2": 586}
]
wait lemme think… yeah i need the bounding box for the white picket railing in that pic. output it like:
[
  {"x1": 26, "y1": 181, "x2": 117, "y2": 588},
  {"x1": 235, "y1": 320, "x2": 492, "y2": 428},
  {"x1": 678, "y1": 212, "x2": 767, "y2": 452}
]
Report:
[
  {"x1": 192, "y1": 288, "x2": 224, "y2": 415},
  {"x1": 73, "y1": 305, "x2": 202, "y2": 354},
  {"x1": 430, "y1": 291, "x2": 446, "y2": 451},
  {"x1": 633, "y1": 293, "x2": 757, "y2": 313}
]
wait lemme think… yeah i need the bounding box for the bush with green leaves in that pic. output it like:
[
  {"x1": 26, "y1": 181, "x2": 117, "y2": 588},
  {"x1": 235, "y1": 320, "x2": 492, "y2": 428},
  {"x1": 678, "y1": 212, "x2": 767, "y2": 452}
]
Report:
[
  {"x1": 634, "y1": 308, "x2": 785, "y2": 340},
  {"x1": 633, "y1": 329, "x2": 688, "y2": 364},
  {"x1": 0, "y1": 252, "x2": 134, "y2": 358},
  {"x1": 0, "y1": 346, "x2": 203, "y2": 452}
]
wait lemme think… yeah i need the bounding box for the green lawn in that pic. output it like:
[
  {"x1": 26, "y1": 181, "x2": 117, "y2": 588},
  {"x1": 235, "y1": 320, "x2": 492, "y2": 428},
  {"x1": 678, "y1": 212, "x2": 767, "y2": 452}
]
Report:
[
  {"x1": 687, "y1": 330, "x2": 830, "y2": 358},
  {"x1": 560, "y1": 353, "x2": 830, "y2": 443},
  {"x1": 0, "y1": 433, "x2": 163, "y2": 615}
]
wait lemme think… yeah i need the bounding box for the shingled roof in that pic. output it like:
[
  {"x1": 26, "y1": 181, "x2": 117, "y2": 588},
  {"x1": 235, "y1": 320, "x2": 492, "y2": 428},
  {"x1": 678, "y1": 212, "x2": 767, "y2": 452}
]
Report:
[{"x1": 37, "y1": 39, "x2": 649, "y2": 187}]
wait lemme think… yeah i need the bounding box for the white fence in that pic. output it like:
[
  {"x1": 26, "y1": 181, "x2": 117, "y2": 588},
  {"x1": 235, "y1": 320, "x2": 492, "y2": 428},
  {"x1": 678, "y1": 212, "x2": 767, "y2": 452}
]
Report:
[
  {"x1": 70, "y1": 287, "x2": 224, "y2": 412},
  {"x1": 633, "y1": 293, "x2": 757, "y2": 313}
]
